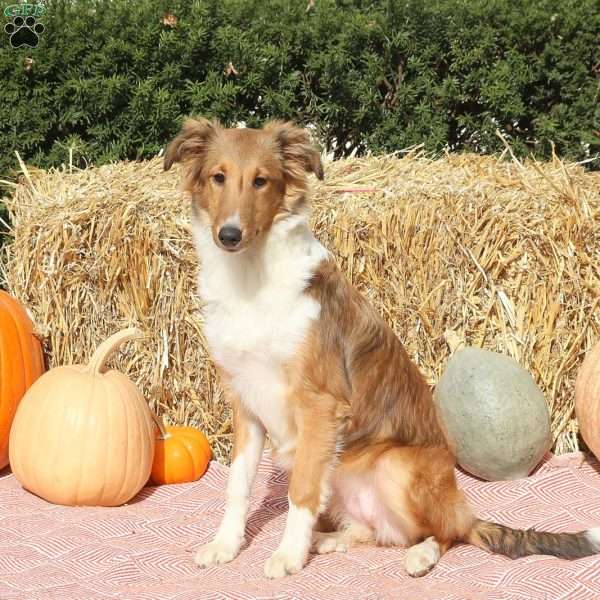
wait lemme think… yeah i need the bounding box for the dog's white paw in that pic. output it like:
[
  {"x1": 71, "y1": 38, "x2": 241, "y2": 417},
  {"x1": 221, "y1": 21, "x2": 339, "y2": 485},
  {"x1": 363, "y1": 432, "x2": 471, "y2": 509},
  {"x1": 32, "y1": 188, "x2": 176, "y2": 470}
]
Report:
[
  {"x1": 264, "y1": 549, "x2": 305, "y2": 578},
  {"x1": 311, "y1": 532, "x2": 348, "y2": 554},
  {"x1": 404, "y1": 537, "x2": 440, "y2": 577},
  {"x1": 194, "y1": 540, "x2": 240, "y2": 568}
]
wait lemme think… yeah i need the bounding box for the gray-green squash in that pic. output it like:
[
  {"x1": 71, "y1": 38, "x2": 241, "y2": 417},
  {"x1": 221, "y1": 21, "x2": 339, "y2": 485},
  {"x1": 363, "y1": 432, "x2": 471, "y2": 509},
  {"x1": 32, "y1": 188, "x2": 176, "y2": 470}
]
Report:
[{"x1": 434, "y1": 347, "x2": 551, "y2": 481}]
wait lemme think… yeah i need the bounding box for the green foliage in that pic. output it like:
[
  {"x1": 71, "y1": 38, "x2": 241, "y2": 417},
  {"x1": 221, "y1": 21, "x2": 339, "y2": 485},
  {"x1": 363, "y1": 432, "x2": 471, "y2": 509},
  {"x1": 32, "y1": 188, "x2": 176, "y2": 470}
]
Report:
[{"x1": 0, "y1": 0, "x2": 598, "y2": 184}]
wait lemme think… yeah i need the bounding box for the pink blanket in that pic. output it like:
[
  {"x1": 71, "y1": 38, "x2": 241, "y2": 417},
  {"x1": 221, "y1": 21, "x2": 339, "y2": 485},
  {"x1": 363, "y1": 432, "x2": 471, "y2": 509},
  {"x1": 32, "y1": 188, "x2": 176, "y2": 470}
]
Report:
[{"x1": 1, "y1": 453, "x2": 599, "y2": 599}]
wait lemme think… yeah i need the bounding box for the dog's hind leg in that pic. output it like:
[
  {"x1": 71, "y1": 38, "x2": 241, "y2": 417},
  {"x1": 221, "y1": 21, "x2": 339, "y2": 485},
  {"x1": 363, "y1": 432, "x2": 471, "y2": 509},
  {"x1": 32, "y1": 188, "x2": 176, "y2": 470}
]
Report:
[
  {"x1": 375, "y1": 445, "x2": 475, "y2": 577},
  {"x1": 404, "y1": 536, "x2": 452, "y2": 577},
  {"x1": 312, "y1": 530, "x2": 349, "y2": 554},
  {"x1": 311, "y1": 521, "x2": 375, "y2": 554}
]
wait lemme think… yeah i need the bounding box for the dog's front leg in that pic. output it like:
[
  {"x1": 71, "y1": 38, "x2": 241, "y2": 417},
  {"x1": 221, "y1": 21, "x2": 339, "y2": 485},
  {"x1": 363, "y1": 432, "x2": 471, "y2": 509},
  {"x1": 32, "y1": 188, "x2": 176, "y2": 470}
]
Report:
[
  {"x1": 195, "y1": 397, "x2": 265, "y2": 567},
  {"x1": 264, "y1": 395, "x2": 338, "y2": 578}
]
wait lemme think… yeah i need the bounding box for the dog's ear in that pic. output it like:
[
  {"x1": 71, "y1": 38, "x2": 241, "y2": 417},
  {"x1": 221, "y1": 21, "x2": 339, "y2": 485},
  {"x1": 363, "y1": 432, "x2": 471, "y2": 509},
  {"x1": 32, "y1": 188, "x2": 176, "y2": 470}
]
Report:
[
  {"x1": 265, "y1": 120, "x2": 324, "y2": 182},
  {"x1": 163, "y1": 118, "x2": 221, "y2": 171}
]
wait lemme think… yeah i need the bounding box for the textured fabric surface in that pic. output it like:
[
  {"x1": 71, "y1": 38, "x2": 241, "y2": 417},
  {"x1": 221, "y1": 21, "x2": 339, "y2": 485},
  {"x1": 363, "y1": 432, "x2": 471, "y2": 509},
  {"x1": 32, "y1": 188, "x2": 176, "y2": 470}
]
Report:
[{"x1": 1, "y1": 452, "x2": 600, "y2": 600}]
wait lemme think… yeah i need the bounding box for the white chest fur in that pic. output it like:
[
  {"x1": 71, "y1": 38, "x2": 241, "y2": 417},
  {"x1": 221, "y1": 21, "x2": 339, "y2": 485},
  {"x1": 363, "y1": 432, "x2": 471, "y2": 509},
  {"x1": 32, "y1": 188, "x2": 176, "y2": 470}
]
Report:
[{"x1": 192, "y1": 215, "x2": 328, "y2": 460}]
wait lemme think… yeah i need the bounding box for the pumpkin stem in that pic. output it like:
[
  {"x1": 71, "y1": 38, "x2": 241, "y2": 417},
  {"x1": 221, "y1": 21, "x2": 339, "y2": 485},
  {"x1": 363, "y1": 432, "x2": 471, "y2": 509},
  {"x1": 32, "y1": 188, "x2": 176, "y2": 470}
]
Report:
[
  {"x1": 86, "y1": 328, "x2": 143, "y2": 375},
  {"x1": 150, "y1": 411, "x2": 169, "y2": 440}
]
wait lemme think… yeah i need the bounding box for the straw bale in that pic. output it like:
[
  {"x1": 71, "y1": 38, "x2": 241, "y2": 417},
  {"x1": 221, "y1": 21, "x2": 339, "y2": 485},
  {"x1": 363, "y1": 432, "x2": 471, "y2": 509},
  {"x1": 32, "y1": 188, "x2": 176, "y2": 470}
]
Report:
[{"x1": 2, "y1": 151, "x2": 599, "y2": 462}]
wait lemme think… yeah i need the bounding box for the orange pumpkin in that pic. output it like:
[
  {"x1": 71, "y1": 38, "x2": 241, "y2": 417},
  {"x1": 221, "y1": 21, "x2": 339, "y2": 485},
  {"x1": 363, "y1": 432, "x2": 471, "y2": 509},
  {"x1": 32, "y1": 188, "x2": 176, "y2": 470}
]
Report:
[
  {"x1": 9, "y1": 328, "x2": 155, "y2": 506},
  {"x1": 575, "y1": 341, "x2": 600, "y2": 460},
  {"x1": 0, "y1": 291, "x2": 44, "y2": 469},
  {"x1": 150, "y1": 415, "x2": 211, "y2": 485}
]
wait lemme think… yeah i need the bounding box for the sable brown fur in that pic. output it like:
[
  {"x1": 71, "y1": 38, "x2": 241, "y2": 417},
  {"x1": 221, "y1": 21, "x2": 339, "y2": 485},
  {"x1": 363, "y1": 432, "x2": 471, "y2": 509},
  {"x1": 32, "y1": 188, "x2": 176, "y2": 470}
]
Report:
[
  {"x1": 164, "y1": 119, "x2": 322, "y2": 229},
  {"x1": 299, "y1": 249, "x2": 598, "y2": 564},
  {"x1": 165, "y1": 122, "x2": 295, "y2": 252},
  {"x1": 333, "y1": 443, "x2": 474, "y2": 547},
  {"x1": 303, "y1": 258, "x2": 449, "y2": 450},
  {"x1": 286, "y1": 388, "x2": 339, "y2": 514},
  {"x1": 296, "y1": 256, "x2": 474, "y2": 553}
]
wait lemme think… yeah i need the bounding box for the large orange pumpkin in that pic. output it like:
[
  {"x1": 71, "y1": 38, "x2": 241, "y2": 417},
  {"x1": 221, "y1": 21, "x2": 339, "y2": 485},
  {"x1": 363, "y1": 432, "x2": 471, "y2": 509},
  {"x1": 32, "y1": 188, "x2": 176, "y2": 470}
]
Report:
[
  {"x1": 575, "y1": 341, "x2": 600, "y2": 460},
  {"x1": 150, "y1": 415, "x2": 211, "y2": 485},
  {"x1": 0, "y1": 291, "x2": 44, "y2": 469},
  {"x1": 9, "y1": 328, "x2": 155, "y2": 506}
]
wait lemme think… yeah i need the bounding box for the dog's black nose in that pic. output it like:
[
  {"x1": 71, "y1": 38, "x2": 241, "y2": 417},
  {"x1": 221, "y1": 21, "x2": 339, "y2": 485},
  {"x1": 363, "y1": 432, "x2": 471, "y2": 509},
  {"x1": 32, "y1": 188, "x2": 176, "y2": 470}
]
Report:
[{"x1": 218, "y1": 226, "x2": 242, "y2": 248}]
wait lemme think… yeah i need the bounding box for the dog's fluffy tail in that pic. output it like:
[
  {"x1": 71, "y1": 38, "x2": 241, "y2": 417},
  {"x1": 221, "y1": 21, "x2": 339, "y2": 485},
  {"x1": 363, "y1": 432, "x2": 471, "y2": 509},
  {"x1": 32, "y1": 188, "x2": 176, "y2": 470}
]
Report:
[{"x1": 465, "y1": 519, "x2": 600, "y2": 559}]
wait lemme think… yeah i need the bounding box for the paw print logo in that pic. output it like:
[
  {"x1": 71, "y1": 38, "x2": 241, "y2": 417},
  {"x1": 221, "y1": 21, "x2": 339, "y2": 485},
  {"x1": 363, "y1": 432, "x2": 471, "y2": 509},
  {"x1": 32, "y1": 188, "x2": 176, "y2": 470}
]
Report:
[{"x1": 4, "y1": 15, "x2": 44, "y2": 48}]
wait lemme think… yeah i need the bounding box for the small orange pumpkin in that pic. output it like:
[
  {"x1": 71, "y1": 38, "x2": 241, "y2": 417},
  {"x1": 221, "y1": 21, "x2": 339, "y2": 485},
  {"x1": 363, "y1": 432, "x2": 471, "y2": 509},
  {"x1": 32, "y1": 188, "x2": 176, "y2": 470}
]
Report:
[
  {"x1": 0, "y1": 291, "x2": 45, "y2": 469},
  {"x1": 150, "y1": 415, "x2": 211, "y2": 485},
  {"x1": 575, "y1": 341, "x2": 600, "y2": 460}
]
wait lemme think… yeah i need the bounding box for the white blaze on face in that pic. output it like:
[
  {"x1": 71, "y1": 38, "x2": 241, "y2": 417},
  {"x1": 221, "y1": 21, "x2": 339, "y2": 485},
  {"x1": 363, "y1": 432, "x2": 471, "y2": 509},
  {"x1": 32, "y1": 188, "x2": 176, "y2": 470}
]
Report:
[{"x1": 223, "y1": 212, "x2": 241, "y2": 230}]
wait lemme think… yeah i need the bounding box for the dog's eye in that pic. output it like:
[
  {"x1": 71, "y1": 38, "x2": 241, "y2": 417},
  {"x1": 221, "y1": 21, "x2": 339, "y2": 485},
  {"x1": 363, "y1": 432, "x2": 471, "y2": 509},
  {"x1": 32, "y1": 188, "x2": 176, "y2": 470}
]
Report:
[
  {"x1": 213, "y1": 173, "x2": 225, "y2": 184},
  {"x1": 253, "y1": 176, "x2": 267, "y2": 188}
]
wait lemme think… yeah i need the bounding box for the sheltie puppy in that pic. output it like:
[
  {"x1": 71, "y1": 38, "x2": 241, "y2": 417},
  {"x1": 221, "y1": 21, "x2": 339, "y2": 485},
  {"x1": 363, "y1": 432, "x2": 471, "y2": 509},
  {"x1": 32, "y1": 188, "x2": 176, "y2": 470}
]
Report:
[{"x1": 164, "y1": 118, "x2": 599, "y2": 578}]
